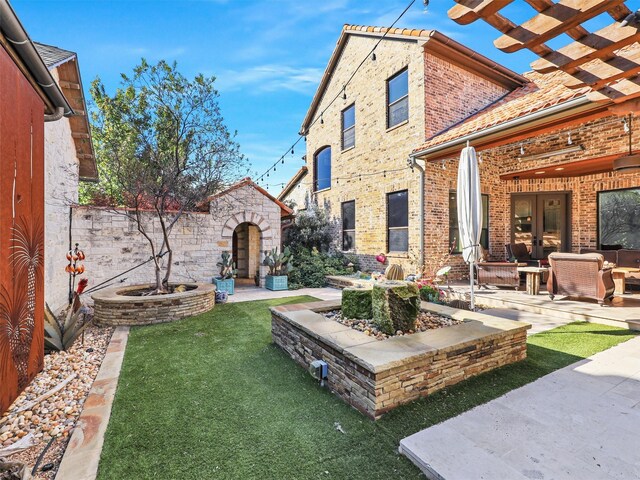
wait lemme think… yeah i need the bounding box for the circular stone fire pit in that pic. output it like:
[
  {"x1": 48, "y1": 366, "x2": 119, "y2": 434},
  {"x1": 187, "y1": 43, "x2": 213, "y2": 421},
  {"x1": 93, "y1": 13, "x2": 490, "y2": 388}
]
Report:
[{"x1": 92, "y1": 283, "x2": 215, "y2": 326}]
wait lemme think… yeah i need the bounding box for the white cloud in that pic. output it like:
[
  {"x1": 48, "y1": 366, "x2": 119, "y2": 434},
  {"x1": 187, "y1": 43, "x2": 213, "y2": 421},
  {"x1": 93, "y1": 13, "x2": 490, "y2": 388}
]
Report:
[{"x1": 216, "y1": 64, "x2": 323, "y2": 94}]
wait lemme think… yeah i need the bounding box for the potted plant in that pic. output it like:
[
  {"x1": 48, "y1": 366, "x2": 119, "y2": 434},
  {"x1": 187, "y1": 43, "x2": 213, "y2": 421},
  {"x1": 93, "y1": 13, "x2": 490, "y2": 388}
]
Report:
[
  {"x1": 213, "y1": 251, "x2": 236, "y2": 295},
  {"x1": 263, "y1": 246, "x2": 293, "y2": 291}
]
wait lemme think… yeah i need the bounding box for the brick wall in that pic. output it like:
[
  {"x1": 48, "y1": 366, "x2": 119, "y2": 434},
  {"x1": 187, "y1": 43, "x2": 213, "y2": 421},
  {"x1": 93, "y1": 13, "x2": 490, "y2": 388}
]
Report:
[
  {"x1": 423, "y1": 114, "x2": 640, "y2": 278},
  {"x1": 423, "y1": 52, "x2": 509, "y2": 139}
]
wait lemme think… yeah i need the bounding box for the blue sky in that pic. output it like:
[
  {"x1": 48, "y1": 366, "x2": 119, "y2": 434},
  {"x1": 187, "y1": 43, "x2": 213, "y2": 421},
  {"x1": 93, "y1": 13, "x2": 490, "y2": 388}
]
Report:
[{"x1": 14, "y1": 0, "x2": 606, "y2": 194}]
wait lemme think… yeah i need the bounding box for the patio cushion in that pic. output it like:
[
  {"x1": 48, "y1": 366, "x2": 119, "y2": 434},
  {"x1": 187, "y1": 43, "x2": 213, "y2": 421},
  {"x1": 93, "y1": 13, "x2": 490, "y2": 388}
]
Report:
[{"x1": 617, "y1": 249, "x2": 640, "y2": 270}]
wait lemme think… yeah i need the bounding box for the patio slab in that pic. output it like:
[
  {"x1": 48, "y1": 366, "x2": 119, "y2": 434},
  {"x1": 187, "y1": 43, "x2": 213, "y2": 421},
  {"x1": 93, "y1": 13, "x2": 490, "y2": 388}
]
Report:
[
  {"x1": 452, "y1": 286, "x2": 640, "y2": 330},
  {"x1": 400, "y1": 335, "x2": 640, "y2": 480}
]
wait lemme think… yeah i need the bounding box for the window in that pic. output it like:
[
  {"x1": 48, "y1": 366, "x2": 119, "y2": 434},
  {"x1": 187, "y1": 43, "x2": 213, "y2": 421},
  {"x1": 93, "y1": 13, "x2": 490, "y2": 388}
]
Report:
[
  {"x1": 313, "y1": 146, "x2": 331, "y2": 191},
  {"x1": 598, "y1": 187, "x2": 640, "y2": 249},
  {"x1": 342, "y1": 200, "x2": 355, "y2": 251},
  {"x1": 449, "y1": 192, "x2": 489, "y2": 253},
  {"x1": 387, "y1": 190, "x2": 408, "y2": 252},
  {"x1": 387, "y1": 68, "x2": 408, "y2": 128},
  {"x1": 341, "y1": 104, "x2": 355, "y2": 150}
]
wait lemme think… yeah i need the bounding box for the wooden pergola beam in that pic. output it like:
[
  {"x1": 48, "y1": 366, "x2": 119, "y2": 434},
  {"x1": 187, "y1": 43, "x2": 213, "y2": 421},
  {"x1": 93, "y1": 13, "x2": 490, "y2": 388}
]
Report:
[
  {"x1": 525, "y1": 0, "x2": 589, "y2": 40},
  {"x1": 587, "y1": 76, "x2": 640, "y2": 103},
  {"x1": 531, "y1": 24, "x2": 640, "y2": 74},
  {"x1": 448, "y1": 0, "x2": 515, "y2": 25},
  {"x1": 563, "y1": 45, "x2": 640, "y2": 91},
  {"x1": 494, "y1": 0, "x2": 627, "y2": 53}
]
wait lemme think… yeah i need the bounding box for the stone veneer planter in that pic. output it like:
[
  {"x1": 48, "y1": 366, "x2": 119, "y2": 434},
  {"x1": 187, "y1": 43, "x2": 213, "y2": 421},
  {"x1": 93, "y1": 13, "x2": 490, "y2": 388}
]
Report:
[
  {"x1": 271, "y1": 300, "x2": 530, "y2": 420},
  {"x1": 93, "y1": 283, "x2": 215, "y2": 326}
]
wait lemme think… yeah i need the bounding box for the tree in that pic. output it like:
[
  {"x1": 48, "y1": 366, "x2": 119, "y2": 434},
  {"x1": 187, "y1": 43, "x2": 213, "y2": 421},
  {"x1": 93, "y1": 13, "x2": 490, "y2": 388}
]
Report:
[{"x1": 82, "y1": 59, "x2": 247, "y2": 293}]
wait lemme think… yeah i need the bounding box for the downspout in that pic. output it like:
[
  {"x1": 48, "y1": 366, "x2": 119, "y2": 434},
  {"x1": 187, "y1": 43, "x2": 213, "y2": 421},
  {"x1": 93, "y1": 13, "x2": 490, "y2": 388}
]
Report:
[
  {"x1": 44, "y1": 106, "x2": 64, "y2": 122},
  {"x1": 409, "y1": 156, "x2": 426, "y2": 274}
]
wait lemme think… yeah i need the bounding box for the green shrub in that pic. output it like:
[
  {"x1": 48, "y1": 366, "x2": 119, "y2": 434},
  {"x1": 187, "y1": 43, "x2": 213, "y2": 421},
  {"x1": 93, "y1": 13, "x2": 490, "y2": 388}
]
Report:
[{"x1": 288, "y1": 247, "x2": 358, "y2": 289}]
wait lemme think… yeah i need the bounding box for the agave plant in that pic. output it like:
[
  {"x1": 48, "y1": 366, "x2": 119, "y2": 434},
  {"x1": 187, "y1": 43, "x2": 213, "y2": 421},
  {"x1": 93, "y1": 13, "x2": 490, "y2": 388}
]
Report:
[{"x1": 44, "y1": 278, "x2": 91, "y2": 352}]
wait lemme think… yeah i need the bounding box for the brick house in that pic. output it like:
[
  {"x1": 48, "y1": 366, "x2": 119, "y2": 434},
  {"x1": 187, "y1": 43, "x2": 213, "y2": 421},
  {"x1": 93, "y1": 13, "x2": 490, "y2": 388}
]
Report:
[
  {"x1": 412, "y1": 69, "x2": 640, "y2": 279},
  {"x1": 295, "y1": 25, "x2": 526, "y2": 273},
  {"x1": 290, "y1": 24, "x2": 640, "y2": 278}
]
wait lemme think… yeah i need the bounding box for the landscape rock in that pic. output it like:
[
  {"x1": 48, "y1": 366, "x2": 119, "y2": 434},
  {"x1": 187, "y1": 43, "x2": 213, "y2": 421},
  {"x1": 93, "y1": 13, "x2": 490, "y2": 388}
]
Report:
[
  {"x1": 371, "y1": 281, "x2": 420, "y2": 335},
  {"x1": 341, "y1": 287, "x2": 372, "y2": 319}
]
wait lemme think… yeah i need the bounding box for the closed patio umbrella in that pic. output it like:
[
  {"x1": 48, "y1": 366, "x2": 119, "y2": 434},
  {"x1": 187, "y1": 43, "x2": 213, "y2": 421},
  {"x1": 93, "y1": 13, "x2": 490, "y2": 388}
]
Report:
[{"x1": 457, "y1": 142, "x2": 483, "y2": 310}]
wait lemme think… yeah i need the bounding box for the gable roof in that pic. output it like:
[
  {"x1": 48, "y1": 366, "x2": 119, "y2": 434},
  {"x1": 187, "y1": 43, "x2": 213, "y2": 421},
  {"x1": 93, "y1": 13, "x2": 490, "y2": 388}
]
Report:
[
  {"x1": 34, "y1": 42, "x2": 75, "y2": 69},
  {"x1": 278, "y1": 166, "x2": 308, "y2": 201},
  {"x1": 412, "y1": 69, "x2": 598, "y2": 159},
  {"x1": 34, "y1": 42, "x2": 98, "y2": 181},
  {"x1": 300, "y1": 24, "x2": 527, "y2": 133},
  {"x1": 208, "y1": 177, "x2": 294, "y2": 217}
]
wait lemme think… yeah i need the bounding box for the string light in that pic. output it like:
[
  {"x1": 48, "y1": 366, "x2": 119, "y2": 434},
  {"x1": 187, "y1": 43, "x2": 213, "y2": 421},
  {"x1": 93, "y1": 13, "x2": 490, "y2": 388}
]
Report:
[
  {"x1": 623, "y1": 117, "x2": 630, "y2": 133},
  {"x1": 253, "y1": 0, "x2": 416, "y2": 185},
  {"x1": 520, "y1": 143, "x2": 525, "y2": 155},
  {"x1": 567, "y1": 131, "x2": 573, "y2": 145},
  {"x1": 371, "y1": 52, "x2": 377, "y2": 61}
]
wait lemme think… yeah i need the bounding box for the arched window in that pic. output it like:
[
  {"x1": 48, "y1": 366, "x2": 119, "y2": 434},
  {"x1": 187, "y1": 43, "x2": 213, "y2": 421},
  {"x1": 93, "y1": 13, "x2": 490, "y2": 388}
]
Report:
[{"x1": 314, "y1": 146, "x2": 331, "y2": 191}]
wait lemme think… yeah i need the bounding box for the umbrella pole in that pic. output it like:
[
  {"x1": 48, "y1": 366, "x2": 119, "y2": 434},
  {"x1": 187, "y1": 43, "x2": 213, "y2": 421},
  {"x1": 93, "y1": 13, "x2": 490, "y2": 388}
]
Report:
[{"x1": 470, "y1": 261, "x2": 475, "y2": 311}]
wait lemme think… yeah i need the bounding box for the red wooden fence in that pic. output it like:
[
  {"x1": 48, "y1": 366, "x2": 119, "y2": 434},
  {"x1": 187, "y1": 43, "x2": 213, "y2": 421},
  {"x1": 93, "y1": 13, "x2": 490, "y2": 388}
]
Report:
[{"x1": 0, "y1": 43, "x2": 46, "y2": 414}]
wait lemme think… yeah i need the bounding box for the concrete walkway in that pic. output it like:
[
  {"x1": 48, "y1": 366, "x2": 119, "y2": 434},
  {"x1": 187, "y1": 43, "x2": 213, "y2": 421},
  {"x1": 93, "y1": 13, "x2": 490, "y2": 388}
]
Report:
[
  {"x1": 400, "y1": 336, "x2": 640, "y2": 479},
  {"x1": 481, "y1": 308, "x2": 571, "y2": 335},
  {"x1": 228, "y1": 286, "x2": 341, "y2": 303}
]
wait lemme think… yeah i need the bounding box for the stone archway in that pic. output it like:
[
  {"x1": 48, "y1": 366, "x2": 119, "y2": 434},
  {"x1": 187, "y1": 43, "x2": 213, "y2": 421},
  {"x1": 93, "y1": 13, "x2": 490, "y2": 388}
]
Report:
[
  {"x1": 221, "y1": 211, "x2": 272, "y2": 240},
  {"x1": 219, "y1": 210, "x2": 278, "y2": 287}
]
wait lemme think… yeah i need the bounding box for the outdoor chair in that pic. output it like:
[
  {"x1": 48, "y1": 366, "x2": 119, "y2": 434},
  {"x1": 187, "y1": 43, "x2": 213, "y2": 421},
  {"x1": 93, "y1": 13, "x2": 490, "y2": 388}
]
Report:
[
  {"x1": 475, "y1": 262, "x2": 520, "y2": 290},
  {"x1": 506, "y1": 243, "x2": 549, "y2": 267},
  {"x1": 547, "y1": 252, "x2": 615, "y2": 305}
]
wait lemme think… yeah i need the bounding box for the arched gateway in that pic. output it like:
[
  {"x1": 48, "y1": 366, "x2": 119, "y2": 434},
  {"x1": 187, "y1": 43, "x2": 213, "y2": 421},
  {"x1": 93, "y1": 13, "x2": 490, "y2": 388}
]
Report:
[{"x1": 209, "y1": 178, "x2": 293, "y2": 287}]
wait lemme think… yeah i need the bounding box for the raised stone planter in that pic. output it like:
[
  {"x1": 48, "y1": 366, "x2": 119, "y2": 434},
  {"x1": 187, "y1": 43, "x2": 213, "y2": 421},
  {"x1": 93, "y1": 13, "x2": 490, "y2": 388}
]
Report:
[
  {"x1": 92, "y1": 283, "x2": 215, "y2": 326},
  {"x1": 271, "y1": 300, "x2": 530, "y2": 419}
]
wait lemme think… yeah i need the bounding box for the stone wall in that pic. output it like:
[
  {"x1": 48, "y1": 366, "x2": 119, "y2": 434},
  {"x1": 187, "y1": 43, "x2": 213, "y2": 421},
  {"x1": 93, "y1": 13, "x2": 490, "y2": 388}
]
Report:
[
  {"x1": 72, "y1": 183, "x2": 282, "y2": 291},
  {"x1": 44, "y1": 68, "x2": 79, "y2": 311},
  {"x1": 271, "y1": 300, "x2": 529, "y2": 419},
  {"x1": 92, "y1": 283, "x2": 215, "y2": 326},
  {"x1": 423, "y1": 114, "x2": 640, "y2": 278}
]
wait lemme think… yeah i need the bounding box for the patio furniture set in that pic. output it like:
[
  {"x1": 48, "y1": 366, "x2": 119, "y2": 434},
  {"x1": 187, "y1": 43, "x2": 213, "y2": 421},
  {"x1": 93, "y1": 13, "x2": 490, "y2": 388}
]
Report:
[{"x1": 475, "y1": 243, "x2": 640, "y2": 304}]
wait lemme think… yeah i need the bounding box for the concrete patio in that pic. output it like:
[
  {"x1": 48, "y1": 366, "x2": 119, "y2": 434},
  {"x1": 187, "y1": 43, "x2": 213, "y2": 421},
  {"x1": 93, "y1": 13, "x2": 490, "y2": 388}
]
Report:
[
  {"x1": 400, "y1": 334, "x2": 640, "y2": 479},
  {"x1": 450, "y1": 284, "x2": 640, "y2": 331}
]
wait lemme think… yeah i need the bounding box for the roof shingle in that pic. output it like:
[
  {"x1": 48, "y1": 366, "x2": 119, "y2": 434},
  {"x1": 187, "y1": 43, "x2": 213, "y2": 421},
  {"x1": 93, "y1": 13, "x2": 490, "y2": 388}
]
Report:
[{"x1": 34, "y1": 42, "x2": 75, "y2": 69}]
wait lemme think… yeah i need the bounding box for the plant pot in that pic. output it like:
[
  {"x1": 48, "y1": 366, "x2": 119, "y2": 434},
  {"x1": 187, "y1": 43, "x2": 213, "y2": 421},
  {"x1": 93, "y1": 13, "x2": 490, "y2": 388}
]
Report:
[
  {"x1": 265, "y1": 275, "x2": 288, "y2": 291},
  {"x1": 215, "y1": 290, "x2": 229, "y2": 304},
  {"x1": 213, "y1": 277, "x2": 235, "y2": 295}
]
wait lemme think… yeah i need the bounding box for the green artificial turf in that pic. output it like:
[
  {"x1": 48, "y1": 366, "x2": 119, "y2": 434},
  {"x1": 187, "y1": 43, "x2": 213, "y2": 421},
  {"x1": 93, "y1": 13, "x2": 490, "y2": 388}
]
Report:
[{"x1": 97, "y1": 296, "x2": 637, "y2": 479}]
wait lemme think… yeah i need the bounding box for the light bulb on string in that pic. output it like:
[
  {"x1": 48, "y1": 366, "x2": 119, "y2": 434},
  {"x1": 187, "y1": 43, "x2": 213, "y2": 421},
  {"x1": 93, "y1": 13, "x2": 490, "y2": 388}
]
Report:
[{"x1": 371, "y1": 52, "x2": 376, "y2": 61}]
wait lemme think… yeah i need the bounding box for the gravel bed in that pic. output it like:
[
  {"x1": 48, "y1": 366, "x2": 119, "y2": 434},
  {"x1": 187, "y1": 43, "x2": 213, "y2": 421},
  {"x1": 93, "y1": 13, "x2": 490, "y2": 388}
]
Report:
[
  {"x1": 323, "y1": 310, "x2": 462, "y2": 340},
  {"x1": 0, "y1": 324, "x2": 114, "y2": 479}
]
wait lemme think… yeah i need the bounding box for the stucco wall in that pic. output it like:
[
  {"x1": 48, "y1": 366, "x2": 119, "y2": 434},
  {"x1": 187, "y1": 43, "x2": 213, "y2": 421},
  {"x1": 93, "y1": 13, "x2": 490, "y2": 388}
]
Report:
[
  {"x1": 44, "y1": 67, "x2": 79, "y2": 311},
  {"x1": 72, "y1": 183, "x2": 282, "y2": 292}
]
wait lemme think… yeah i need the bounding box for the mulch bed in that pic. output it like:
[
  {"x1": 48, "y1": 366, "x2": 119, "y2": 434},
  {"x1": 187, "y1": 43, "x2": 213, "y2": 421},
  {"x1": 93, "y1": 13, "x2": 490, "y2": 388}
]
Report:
[
  {"x1": 323, "y1": 310, "x2": 462, "y2": 340},
  {"x1": 0, "y1": 324, "x2": 114, "y2": 479}
]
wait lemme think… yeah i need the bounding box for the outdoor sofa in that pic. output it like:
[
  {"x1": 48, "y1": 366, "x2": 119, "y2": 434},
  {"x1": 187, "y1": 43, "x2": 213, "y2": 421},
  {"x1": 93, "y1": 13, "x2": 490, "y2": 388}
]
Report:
[
  {"x1": 475, "y1": 262, "x2": 520, "y2": 289},
  {"x1": 547, "y1": 252, "x2": 615, "y2": 305},
  {"x1": 580, "y1": 248, "x2": 640, "y2": 284}
]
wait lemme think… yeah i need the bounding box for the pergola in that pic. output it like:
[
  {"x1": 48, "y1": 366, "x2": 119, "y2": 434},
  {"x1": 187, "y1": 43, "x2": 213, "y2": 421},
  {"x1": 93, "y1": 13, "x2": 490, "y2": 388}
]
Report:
[{"x1": 448, "y1": 1, "x2": 640, "y2": 108}]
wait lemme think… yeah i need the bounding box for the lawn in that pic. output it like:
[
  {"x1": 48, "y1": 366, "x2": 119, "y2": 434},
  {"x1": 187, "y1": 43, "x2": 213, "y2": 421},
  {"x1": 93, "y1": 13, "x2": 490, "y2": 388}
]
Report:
[{"x1": 97, "y1": 296, "x2": 637, "y2": 479}]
